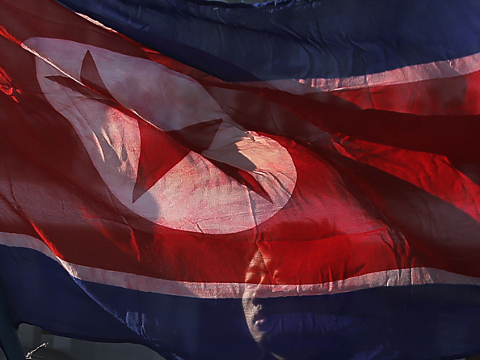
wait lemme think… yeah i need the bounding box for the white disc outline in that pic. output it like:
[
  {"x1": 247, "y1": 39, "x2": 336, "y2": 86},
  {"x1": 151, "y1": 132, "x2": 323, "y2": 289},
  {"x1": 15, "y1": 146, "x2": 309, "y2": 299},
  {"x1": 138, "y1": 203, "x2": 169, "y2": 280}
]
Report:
[{"x1": 27, "y1": 38, "x2": 298, "y2": 234}]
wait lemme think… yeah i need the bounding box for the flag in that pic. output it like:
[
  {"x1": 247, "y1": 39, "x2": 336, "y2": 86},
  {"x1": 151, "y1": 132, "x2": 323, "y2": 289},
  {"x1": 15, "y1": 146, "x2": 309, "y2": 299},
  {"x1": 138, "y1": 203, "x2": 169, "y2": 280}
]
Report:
[{"x1": 2, "y1": 0, "x2": 480, "y2": 359}]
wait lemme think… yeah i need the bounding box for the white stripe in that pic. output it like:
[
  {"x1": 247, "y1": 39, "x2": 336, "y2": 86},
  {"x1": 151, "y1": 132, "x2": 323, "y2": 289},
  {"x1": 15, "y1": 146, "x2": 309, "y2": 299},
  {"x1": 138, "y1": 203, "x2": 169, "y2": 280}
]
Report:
[
  {"x1": 264, "y1": 52, "x2": 480, "y2": 94},
  {"x1": 2, "y1": 232, "x2": 480, "y2": 299}
]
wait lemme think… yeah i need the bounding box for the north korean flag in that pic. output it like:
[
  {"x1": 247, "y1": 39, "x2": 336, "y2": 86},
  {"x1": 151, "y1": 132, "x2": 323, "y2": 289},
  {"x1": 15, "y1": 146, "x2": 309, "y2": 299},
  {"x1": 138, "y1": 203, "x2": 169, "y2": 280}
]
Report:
[{"x1": 2, "y1": 0, "x2": 480, "y2": 359}]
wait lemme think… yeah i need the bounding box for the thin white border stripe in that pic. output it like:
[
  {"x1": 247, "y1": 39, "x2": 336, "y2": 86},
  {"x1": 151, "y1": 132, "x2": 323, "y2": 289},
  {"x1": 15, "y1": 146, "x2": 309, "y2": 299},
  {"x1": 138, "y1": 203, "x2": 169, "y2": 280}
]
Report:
[
  {"x1": 2, "y1": 232, "x2": 480, "y2": 299},
  {"x1": 266, "y1": 52, "x2": 480, "y2": 93}
]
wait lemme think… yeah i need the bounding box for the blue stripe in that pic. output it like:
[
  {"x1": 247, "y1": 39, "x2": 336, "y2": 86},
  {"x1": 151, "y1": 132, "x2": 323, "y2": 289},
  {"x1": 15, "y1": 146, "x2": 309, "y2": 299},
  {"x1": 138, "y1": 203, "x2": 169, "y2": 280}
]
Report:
[
  {"x1": 54, "y1": 0, "x2": 480, "y2": 81},
  {"x1": 2, "y1": 245, "x2": 480, "y2": 359}
]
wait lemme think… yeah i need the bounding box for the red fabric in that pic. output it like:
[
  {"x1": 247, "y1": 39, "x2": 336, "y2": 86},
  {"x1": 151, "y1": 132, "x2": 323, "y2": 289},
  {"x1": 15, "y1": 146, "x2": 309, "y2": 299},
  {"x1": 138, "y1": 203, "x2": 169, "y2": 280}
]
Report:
[{"x1": 1, "y1": 0, "x2": 480, "y2": 293}]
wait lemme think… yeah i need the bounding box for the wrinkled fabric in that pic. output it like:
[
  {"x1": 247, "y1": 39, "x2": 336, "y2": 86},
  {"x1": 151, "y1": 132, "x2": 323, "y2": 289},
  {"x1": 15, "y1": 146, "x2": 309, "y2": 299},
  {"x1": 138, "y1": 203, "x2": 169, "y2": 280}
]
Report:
[
  {"x1": 53, "y1": 0, "x2": 480, "y2": 81},
  {"x1": 2, "y1": 0, "x2": 480, "y2": 359}
]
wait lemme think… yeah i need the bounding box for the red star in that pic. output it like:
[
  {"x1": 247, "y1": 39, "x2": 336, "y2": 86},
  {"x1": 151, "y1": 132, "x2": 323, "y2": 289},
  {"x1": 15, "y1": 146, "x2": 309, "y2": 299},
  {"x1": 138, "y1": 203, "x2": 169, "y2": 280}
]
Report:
[{"x1": 47, "y1": 51, "x2": 272, "y2": 203}]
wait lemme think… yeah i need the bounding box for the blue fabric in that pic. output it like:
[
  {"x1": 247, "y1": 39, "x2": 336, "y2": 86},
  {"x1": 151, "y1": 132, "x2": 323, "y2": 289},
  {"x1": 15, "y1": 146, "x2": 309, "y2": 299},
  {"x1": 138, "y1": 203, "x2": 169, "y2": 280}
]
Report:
[
  {"x1": 2, "y1": 244, "x2": 480, "y2": 360},
  {"x1": 54, "y1": 0, "x2": 480, "y2": 81}
]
